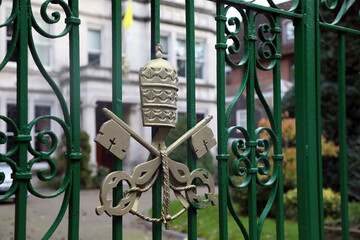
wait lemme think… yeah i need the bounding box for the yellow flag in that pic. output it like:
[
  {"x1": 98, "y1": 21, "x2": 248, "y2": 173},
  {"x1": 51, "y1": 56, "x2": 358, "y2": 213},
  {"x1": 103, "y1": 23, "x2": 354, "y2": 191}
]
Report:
[{"x1": 123, "y1": 0, "x2": 133, "y2": 29}]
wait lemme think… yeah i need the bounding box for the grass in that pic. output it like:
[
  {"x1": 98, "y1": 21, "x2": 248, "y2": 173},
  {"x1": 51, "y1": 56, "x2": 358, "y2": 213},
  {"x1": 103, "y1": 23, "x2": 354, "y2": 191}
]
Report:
[{"x1": 166, "y1": 200, "x2": 298, "y2": 240}]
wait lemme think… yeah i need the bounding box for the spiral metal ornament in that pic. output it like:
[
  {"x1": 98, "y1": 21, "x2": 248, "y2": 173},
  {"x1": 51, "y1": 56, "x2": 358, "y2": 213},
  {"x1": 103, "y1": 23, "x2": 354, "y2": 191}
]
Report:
[
  {"x1": 320, "y1": 0, "x2": 359, "y2": 25},
  {"x1": 225, "y1": 5, "x2": 249, "y2": 67}
]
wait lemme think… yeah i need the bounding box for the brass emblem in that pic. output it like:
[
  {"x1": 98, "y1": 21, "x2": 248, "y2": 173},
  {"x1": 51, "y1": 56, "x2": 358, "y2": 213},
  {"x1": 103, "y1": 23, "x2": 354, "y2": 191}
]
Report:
[{"x1": 95, "y1": 45, "x2": 217, "y2": 229}]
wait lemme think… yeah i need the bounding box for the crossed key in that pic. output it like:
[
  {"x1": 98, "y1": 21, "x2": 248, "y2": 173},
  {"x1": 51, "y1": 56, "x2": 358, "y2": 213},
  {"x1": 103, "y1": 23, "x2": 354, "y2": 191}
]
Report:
[{"x1": 94, "y1": 108, "x2": 217, "y2": 228}]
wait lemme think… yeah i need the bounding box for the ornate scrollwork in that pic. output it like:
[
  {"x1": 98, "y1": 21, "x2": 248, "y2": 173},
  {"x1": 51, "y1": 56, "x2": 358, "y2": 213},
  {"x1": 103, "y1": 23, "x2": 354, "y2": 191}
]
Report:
[
  {"x1": 228, "y1": 125, "x2": 280, "y2": 188},
  {"x1": 255, "y1": 13, "x2": 281, "y2": 71},
  {"x1": 320, "y1": 0, "x2": 359, "y2": 25},
  {"x1": 25, "y1": 116, "x2": 72, "y2": 198},
  {"x1": 30, "y1": 0, "x2": 79, "y2": 39},
  {"x1": 224, "y1": 5, "x2": 249, "y2": 67}
]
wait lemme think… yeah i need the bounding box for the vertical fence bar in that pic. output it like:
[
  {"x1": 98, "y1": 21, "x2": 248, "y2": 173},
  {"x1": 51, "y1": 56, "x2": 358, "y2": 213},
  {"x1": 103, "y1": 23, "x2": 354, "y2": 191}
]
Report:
[
  {"x1": 15, "y1": 0, "x2": 29, "y2": 239},
  {"x1": 337, "y1": 32, "x2": 350, "y2": 240},
  {"x1": 294, "y1": 0, "x2": 323, "y2": 238},
  {"x1": 246, "y1": 9, "x2": 257, "y2": 240},
  {"x1": 185, "y1": 0, "x2": 197, "y2": 239},
  {"x1": 112, "y1": 0, "x2": 123, "y2": 239},
  {"x1": 151, "y1": 0, "x2": 162, "y2": 239},
  {"x1": 215, "y1": 1, "x2": 228, "y2": 240},
  {"x1": 68, "y1": 0, "x2": 81, "y2": 239},
  {"x1": 274, "y1": 16, "x2": 285, "y2": 240}
]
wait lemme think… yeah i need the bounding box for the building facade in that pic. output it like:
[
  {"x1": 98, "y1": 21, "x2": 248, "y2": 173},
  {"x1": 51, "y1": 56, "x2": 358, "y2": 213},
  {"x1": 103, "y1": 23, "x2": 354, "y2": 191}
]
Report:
[{"x1": 0, "y1": 0, "x2": 217, "y2": 172}]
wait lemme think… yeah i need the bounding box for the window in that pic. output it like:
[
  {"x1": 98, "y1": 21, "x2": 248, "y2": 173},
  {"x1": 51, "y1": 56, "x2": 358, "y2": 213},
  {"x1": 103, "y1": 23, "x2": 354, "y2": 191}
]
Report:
[
  {"x1": 285, "y1": 21, "x2": 294, "y2": 41},
  {"x1": 6, "y1": 103, "x2": 16, "y2": 152},
  {"x1": 176, "y1": 39, "x2": 205, "y2": 79},
  {"x1": 195, "y1": 41, "x2": 205, "y2": 79},
  {"x1": 236, "y1": 109, "x2": 247, "y2": 127},
  {"x1": 225, "y1": 65, "x2": 232, "y2": 84},
  {"x1": 176, "y1": 39, "x2": 186, "y2": 77},
  {"x1": 160, "y1": 36, "x2": 169, "y2": 60},
  {"x1": 6, "y1": 22, "x2": 17, "y2": 62},
  {"x1": 34, "y1": 105, "x2": 51, "y2": 152},
  {"x1": 88, "y1": 29, "x2": 101, "y2": 66},
  {"x1": 289, "y1": 62, "x2": 295, "y2": 81},
  {"x1": 33, "y1": 19, "x2": 51, "y2": 66}
]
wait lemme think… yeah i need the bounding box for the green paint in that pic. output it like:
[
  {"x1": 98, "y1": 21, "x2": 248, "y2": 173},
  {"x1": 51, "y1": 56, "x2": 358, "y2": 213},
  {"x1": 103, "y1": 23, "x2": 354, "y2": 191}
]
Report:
[
  {"x1": 294, "y1": 0, "x2": 323, "y2": 238},
  {"x1": 186, "y1": 0, "x2": 197, "y2": 239},
  {"x1": 273, "y1": 16, "x2": 285, "y2": 240},
  {"x1": 338, "y1": 32, "x2": 350, "y2": 240},
  {"x1": 15, "y1": 0, "x2": 29, "y2": 239},
  {"x1": 112, "y1": 0, "x2": 123, "y2": 239},
  {"x1": 215, "y1": 2, "x2": 228, "y2": 240},
  {"x1": 68, "y1": 0, "x2": 81, "y2": 238},
  {"x1": 151, "y1": 1, "x2": 162, "y2": 239}
]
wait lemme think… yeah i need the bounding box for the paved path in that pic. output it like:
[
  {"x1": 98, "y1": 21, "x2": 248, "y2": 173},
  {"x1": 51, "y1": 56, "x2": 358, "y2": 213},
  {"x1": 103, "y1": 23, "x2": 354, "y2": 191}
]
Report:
[{"x1": 0, "y1": 189, "x2": 187, "y2": 240}]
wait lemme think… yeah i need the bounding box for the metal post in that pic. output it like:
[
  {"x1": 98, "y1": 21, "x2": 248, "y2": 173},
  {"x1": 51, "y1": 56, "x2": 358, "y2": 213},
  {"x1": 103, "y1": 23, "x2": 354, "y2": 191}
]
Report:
[
  {"x1": 15, "y1": 0, "x2": 29, "y2": 239},
  {"x1": 215, "y1": 1, "x2": 228, "y2": 240},
  {"x1": 151, "y1": 0, "x2": 162, "y2": 239},
  {"x1": 294, "y1": 0, "x2": 324, "y2": 238},
  {"x1": 185, "y1": 0, "x2": 197, "y2": 239},
  {"x1": 274, "y1": 16, "x2": 285, "y2": 240},
  {"x1": 246, "y1": 9, "x2": 257, "y2": 240},
  {"x1": 337, "y1": 32, "x2": 349, "y2": 240},
  {"x1": 112, "y1": 0, "x2": 123, "y2": 239},
  {"x1": 68, "y1": 0, "x2": 81, "y2": 239}
]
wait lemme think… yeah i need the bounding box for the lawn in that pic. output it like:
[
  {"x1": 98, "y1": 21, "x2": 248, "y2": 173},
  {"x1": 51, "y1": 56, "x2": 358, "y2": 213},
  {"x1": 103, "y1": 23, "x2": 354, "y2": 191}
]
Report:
[{"x1": 167, "y1": 201, "x2": 298, "y2": 240}]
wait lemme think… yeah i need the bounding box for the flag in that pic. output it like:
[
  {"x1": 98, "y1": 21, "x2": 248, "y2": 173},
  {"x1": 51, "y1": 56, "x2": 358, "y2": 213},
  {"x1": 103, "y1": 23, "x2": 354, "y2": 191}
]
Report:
[{"x1": 123, "y1": 0, "x2": 133, "y2": 29}]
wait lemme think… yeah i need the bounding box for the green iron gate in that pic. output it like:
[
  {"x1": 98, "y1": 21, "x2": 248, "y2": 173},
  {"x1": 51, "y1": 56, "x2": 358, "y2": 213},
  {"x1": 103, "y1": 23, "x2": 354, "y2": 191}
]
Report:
[{"x1": 0, "y1": 0, "x2": 358, "y2": 239}]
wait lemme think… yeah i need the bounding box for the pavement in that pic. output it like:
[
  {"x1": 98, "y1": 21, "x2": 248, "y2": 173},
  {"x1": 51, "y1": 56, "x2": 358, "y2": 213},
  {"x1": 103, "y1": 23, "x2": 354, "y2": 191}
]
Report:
[
  {"x1": 0, "y1": 188, "x2": 190, "y2": 240},
  {"x1": 0, "y1": 185, "x2": 216, "y2": 240}
]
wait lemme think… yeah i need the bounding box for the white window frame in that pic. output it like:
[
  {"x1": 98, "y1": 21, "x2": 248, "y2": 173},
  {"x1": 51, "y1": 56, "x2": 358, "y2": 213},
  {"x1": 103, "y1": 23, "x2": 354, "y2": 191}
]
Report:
[
  {"x1": 87, "y1": 28, "x2": 102, "y2": 66},
  {"x1": 176, "y1": 38, "x2": 187, "y2": 79},
  {"x1": 194, "y1": 40, "x2": 205, "y2": 81},
  {"x1": 162, "y1": 33, "x2": 207, "y2": 82},
  {"x1": 32, "y1": 15, "x2": 52, "y2": 67},
  {"x1": 236, "y1": 109, "x2": 247, "y2": 128},
  {"x1": 160, "y1": 35, "x2": 170, "y2": 60},
  {"x1": 284, "y1": 21, "x2": 294, "y2": 41}
]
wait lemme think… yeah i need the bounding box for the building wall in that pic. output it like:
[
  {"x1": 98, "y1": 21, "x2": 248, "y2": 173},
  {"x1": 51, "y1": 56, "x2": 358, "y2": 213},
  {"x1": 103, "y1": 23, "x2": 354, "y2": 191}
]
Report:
[{"x1": 0, "y1": 0, "x2": 218, "y2": 172}]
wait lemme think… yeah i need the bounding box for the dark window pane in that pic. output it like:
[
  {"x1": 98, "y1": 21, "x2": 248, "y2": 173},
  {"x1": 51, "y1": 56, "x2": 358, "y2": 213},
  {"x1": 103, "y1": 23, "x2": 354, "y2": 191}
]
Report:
[
  {"x1": 196, "y1": 113, "x2": 205, "y2": 123},
  {"x1": 6, "y1": 23, "x2": 17, "y2": 62},
  {"x1": 195, "y1": 62, "x2": 203, "y2": 79},
  {"x1": 88, "y1": 53, "x2": 100, "y2": 66},
  {"x1": 6, "y1": 104, "x2": 16, "y2": 132},
  {"x1": 6, "y1": 136, "x2": 14, "y2": 152},
  {"x1": 35, "y1": 106, "x2": 51, "y2": 132},
  {"x1": 177, "y1": 59, "x2": 186, "y2": 77},
  {"x1": 35, "y1": 106, "x2": 51, "y2": 152}
]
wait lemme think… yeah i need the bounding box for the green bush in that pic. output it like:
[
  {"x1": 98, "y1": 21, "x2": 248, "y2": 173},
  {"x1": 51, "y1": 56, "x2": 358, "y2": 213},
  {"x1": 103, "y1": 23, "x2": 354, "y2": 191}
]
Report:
[
  {"x1": 349, "y1": 201, "x2": 360, "y2": 229},
  {"x1": 55, "y1": 130, "x2": 94, "y2": 189},
  {"x1": 348, "y1": 140, "x2": 360, "y2": 201},
  {"x1": 283, "y1": 188, "x2": 341, "y2": 221}
]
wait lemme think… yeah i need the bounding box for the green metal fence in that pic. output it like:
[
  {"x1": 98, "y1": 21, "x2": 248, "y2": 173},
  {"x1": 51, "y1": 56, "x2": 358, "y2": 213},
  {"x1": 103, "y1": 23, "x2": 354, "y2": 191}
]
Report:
[{"x1": 0, "y1": 0, "x2": 358, "y2": 239}]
